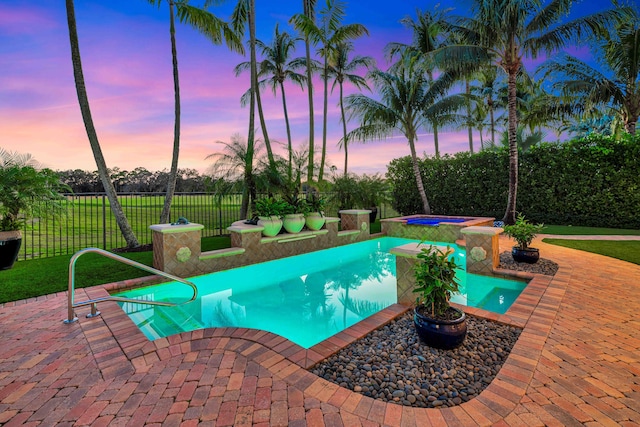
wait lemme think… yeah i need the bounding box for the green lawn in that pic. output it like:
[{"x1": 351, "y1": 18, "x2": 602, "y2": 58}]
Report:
[
  {"x1": 542, "y1": 239, "x2": 640, "y2": 266},
  {"x1": 541, "y1": 224, "x2": 640, "y2": 235},
  {"x1": 0, "y1": 236, "x2": 231, "y2": 304}
]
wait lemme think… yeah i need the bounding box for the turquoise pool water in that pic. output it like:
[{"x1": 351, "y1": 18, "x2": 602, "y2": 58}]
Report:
[{"x1": 116, "y1": 237, "x2": 527, "y2": 348}]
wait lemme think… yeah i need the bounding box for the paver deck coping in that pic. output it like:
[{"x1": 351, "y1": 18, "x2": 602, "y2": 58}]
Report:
[{"x1": 1, "y1": 235, "x2": 639, "y2": 425}]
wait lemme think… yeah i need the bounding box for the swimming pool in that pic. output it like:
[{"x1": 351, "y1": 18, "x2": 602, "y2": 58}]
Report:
[{"x1": 116, "y1": 237, "x2": 527, "y2": 348}]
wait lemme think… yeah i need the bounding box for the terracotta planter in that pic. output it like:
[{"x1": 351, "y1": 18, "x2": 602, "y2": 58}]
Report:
[
  {"x1": 305, "y1": 212, "x2": 325, "y2": 231},
  {"x1": 414, "y1": 305, "x2": 467, "y2": 350},
  {"x1": 257, "y1": 216, "x2": 283, "y2": 237},
  {"x1": 0, "y1": 230, "x2": 22, "y2": 270},
  {"x1": 283, "y1": 213, "x2": 305, "y2": 234}
]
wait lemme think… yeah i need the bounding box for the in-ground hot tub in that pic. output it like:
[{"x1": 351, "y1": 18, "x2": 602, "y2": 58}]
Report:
[{"x1": 381, "y1": 215, "x2": 495, "y2": 243}]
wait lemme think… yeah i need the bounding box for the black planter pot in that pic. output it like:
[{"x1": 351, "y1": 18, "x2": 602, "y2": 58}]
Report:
[
  {"x1": 368, "y1": 207, "x2": 378, "y2": 223},
  {"x1": 511, "y1": 246, "x2": 540, "y2": 264},
  {"x1": 0, "y1": 232, "x2": 22, "y2": 270},
  {"x1": 413, "y1": 306, "x2": 467, "y2": 350}
]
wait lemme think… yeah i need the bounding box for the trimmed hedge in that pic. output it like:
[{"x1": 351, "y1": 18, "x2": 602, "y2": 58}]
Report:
[{"x1": 386, "y1": 134, "x2": 640, "y2": 229}]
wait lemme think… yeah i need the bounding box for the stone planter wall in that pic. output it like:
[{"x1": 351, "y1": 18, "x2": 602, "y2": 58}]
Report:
[{"x1": 151, "y1": 210, "x2": 371, "y2": 277}]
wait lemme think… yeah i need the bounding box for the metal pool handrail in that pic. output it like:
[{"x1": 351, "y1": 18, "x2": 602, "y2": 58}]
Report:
[{"x1": 64, "y1": 247, "x2": 198, "y2": 324}]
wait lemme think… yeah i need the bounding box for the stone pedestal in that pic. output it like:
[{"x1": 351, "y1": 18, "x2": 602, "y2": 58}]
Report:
[
  {"x1": 151, "y1": 223, "x2": 204, "y2": 277},
  {"x1": 460, "y1": 226, "x2": 503, "y2": 275}
]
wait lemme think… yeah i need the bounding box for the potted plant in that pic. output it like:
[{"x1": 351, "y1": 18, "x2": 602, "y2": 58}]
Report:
[
  {"x1": 0, "y1": 149, "x2": 69, "y2": 269},
  {"x1": 254, "y1": 197, "x2": 285, "y2": 237},
  {"x1": 303, "y1": 193, "x2": 326, "y2": 231},
  {"x1": 503, "y1": 214, "x2": 544, "y2": 264},
  {"x1": 356, "y1": 173, "x2": 389, "y2": 223},
  {"x1": 282, "y1": 193, "x2": 306, "y2": 234},
  {"x1": 412, "y1": 245, "x2": 467, "y2": 349}
]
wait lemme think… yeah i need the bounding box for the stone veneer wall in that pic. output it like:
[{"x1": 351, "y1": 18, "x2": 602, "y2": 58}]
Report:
[
  {"x1": 381, "y1": 215, "x2": 494, "y2": 243},
  {"x1": 151, "y1": 210, "x2": 372, "y2": 277}
]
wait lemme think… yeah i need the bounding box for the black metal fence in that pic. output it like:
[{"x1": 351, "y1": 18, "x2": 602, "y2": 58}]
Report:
[{"x1": 18, "y1": 192, "x2": 397, "y2": 261}]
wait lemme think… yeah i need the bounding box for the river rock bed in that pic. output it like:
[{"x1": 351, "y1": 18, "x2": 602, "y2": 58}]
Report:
[
  {"x1": 310, "y1": 313, "x2": 522, "y2": 408},
  {"x1": 498, "y1": 251, "x2": 559, "y2": 275}
]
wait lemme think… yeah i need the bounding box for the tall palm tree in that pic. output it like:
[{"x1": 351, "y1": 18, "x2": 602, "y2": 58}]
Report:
[
  {"x1": 291, "y1": 0, "x2": 369, "y2": 182},
  {"x1": 148, "y1": 0, "x2": 242, "y2": 224},
  {"x1": 253, "y1": 25, "x2": 307, "y2": 180},
  {"x1": 345, "y1": 53, "x2": 464, "y2": 214},
  {"x1": 385, "y1": 7, "x2": 450, "y2": 158},
  {"x1": 327, "y1": 42, "x2": 374, "y2": 175},
  {"x1": 439, "y1": 0, "x2": 631, "y2": 224},
  {"x1": 538, "y1": 17, "x2": 640, "y2": 135},
  {"x1": 297, "y1": 0, "x2": 317, "y2": 184},
  {"x1": 65, "y1": 0, "x2": 139, "y2": 247},
  {"x1": 231, "y1": 0, "x2": 279, "y2": 190}
]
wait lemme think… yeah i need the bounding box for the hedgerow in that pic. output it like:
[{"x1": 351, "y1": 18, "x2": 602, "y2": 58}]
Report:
[{"x1": 385, "y1": 134, "x2": 640, "y2": 228}]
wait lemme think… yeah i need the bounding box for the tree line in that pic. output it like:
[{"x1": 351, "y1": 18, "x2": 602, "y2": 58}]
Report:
[{"x1": 64, "y1": 0, "x2": 639, "y2": 249}]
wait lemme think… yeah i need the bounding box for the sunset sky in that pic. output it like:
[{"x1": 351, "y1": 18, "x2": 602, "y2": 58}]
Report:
[{"x1": 0, "y1": 1, "x2": 605, "y2": 176}]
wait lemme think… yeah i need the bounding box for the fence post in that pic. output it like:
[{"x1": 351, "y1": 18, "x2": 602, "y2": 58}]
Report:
[{"x1": 102, "y1": 194, "x2": 107, "y2": 250}]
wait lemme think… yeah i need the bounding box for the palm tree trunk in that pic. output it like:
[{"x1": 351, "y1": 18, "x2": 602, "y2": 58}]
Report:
[
  {"x1": 319, "y1": 58, "x2": 328, "y2": 182},
  {"x1": 243, "y1": 2, "x2": 258, "y2": 220},
  {"x1": 279, "y1": 81, "x2": 293, "y2": 180},
  {"x1": 303, "y1": 0, "x2": 315, "y2": 183},
  {"x1": 466, "y1": 79, "x2": 474, "y2": 153},
  {"x1": 65, "y1": 0, "x2": 139, "y2": 248},
  {"x1": 503, "y1": 69, "x2": 519, "y2": 225},
  {"x1": 433, "y1": 122, "x2": 440, "y2": 158},
  {"x1": 160, "y1": 0, "x2": 180, "y2": 224},
  {"x1": 249, "y1": 0, "x2": 275, "y2": 170},
  {"x1": 408, "y1": 136, "x2": 430, "y2": 214},
  {"x1": 339, "y1": 81, "x2": 348, "y2": 175},
  {"x1": 489, "y1": 98, "x2": 496, "y2": 147}
]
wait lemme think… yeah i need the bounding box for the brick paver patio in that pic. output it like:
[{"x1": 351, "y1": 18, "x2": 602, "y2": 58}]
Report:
[{"x1": 1, "y1": 235, "x2": 639, "y2": 426}]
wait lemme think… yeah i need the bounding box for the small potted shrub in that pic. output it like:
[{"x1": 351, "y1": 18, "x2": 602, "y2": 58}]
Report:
[
  {"x1": 254, "y1": 197, "x2": 285, "y2": 237},
  {"x1": 303, "y1": 193, "x2": 326, "y2": 231},
  {"x1": 0, "y1": 149, "x2": 69, "y2": 269},
  {"x1": 503, "y1": 214, "x2": 544, "y2": 264},
  {"x1": 413, "y1": 245, "x2": 467, "y2": 349},
  {"x1": 282, "y1": 193, "x2": 306, "y2": 234},
  {"x1": 356, "y1": 173, "x2": 389, "y2": 223}
]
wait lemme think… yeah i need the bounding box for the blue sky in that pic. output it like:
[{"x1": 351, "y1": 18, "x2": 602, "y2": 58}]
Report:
[{"x1": 0, "y1": 0, "x2": 608, "y2": 175}]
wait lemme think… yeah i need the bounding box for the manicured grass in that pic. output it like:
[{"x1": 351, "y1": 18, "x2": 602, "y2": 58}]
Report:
[
  {"x1": 0, "y1": 236, "x2": 231, "y2": 304},
  {"x1": 542, "y1": 239, "x2": 640, "y2": 266},
  {"x1": 542, "y1": 224, "x2": 640, "y2": 235}
]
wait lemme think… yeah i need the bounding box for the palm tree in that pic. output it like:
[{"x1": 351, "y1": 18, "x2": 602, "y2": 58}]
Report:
[
  {"x1": 252, "y1": 25, "x2": 306, "y2": 180},
  {"x1": 65, "y1": 0, "x2": 139, "y2": 247},
  {"x1": 439, "y1": 0, "x2": 631, "y2": 224},
  {"x1": 291, "y1": 0, "x2": 369, "y2": 182},
  {"x1": 471, "y1": 65, "x2": 504, "y2": 147},
  {"x1": 147, "y1": 0, "x2": 242, "y2": 224},
  {"x1": 231, "y1": 0, "x2": 279, "y2": 189},
  {"x1": 205, "y1": 133, "x2": 265, "y2": 219},
  {"x1": 345, "y1": 53, "x2": 464, "y2": 214},
  {"x1": 385, "y1": 7, "x2": 450, "y2": 158},
  {"x1": 538, "y1": 17, "x2": 640, "y2": 135},
  {"x1": 327, "y1": 42, "x2": 374, "y2": 175}
]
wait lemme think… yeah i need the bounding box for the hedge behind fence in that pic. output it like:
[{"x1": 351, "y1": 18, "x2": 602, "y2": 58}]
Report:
[{"x1": 386, "y1": 134, "x2": 640, "y2": 229}]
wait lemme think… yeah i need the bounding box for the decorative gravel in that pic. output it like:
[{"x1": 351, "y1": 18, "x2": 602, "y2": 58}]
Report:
[
  {"x1": 310, "y1": 258, "x2": 560, "y2": 408},
  {"x1": 311, "y1": 313, "x2": 522, "y2": 408},
  {"x1": 498, "y1": 251, "x2": 559, "y2": 276}
]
